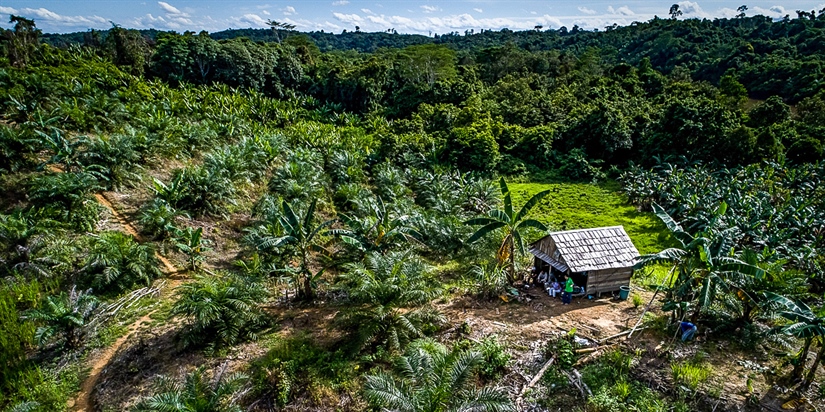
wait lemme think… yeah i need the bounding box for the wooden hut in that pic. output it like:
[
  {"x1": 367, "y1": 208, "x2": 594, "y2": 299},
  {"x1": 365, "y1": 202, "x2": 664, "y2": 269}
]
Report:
[{"x1": 529, "y1": 226, "x2": 639, "y2": 296}]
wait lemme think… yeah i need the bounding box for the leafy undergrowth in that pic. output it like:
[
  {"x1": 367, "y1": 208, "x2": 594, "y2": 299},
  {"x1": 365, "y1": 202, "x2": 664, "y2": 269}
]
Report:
[{"x1": 508, "y1": 180, "x2": 672, "y2": 254}]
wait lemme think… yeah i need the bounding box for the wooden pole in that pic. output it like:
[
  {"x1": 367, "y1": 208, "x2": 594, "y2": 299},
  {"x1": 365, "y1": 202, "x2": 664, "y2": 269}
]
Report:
[{"x1": 628, "y1": 266, "x2": 675, "y2": 340}]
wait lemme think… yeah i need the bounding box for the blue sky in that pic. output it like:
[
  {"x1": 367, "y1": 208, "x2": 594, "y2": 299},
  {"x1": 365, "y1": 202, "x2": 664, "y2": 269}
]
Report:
[{"x1": 0, "y1": 1, "x2": 822, "y2": 34}]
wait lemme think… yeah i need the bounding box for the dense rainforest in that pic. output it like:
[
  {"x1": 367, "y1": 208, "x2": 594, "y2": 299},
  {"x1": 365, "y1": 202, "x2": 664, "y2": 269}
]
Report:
[{"x1": 1, "y1": 11, "x2": 825, "y2": 412}]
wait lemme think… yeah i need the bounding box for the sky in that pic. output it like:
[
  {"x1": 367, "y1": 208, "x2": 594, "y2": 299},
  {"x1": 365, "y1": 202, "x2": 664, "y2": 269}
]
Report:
[{"x1": 0, "y1": 1, "x2": 823, "y2": 35}]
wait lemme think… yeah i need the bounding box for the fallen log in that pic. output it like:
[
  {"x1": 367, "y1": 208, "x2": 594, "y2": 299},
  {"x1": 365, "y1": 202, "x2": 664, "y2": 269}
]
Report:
[
  {"x1": 515, "y1": 356, "x2": 555, "y2": 409},
  {"x1": 597, "y1": 327, "x2": 647, "y2": 345},
  {"x1": 575, "y1": 343, "x2": 618, "y2": 354}
]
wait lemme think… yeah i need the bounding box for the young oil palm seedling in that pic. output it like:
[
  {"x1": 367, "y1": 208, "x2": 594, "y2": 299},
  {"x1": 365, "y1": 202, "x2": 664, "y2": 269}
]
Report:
[
  {"x1": 22, "y1": 285, "x2": 98, "y2": 349},
  {"x1": 364, "y1": 338, "x2": 515, "y2": 412},
  {"x1": 172, "y1": 272, "x2": 268, "y2": 350},
  {"x1": 133, "y1": 364, "x2": 248, "y2": 412},
  {"x1": 466, "y1": 177, "x2": 550, "y2": 283},
  {"x1": 83, "y1": 231, "x2": 161, "y2": 293}
]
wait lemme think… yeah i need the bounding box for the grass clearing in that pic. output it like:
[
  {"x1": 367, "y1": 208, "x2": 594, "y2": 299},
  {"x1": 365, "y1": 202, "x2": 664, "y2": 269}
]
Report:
[{"x1": 508, "y1": 180, "x2": 672, "y2": 254}]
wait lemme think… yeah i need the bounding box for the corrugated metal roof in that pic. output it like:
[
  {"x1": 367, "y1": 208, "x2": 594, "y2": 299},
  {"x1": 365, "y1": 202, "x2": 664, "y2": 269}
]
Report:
[
  {"x1": 528, "y1": 247, "x2": 569, "y2": 272},
  {"x1": 536, "y1": 226, "x2": 639, "y2": 272}
]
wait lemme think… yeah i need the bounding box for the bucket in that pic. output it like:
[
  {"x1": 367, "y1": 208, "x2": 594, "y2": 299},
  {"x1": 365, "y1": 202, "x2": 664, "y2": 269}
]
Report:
[{"x1": 619, "y1": 286, "x2": 631, "y2": 300}]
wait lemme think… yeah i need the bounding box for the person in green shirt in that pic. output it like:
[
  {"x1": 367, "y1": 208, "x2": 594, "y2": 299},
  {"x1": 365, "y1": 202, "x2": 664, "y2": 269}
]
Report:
[{"x1": 562, "y1": 277, "x2": 574, "y2": 305}]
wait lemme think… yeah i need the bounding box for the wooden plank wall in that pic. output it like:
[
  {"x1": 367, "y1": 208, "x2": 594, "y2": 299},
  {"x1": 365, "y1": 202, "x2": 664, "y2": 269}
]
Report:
[{"x1": 585, "y1": 268, "x2": 632, "y2": 295}]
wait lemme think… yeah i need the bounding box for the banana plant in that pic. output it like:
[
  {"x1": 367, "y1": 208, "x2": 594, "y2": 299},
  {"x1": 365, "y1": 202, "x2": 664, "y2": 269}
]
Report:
[
  {"x1": 767, "y1": 292, "x2": 825, "y2": 387},
  {"x1": 173, "y1": 227, "x2": 212, "y2": 271},
  {"x1": 465, "y1": 177, "x2": 550, "y2": 283},
  {"x1": 636, "y1": 202, "x2": 766, "y2": 321},
  {"x1": 249, "y1": 199, "x2": 334, "y2": 299}
]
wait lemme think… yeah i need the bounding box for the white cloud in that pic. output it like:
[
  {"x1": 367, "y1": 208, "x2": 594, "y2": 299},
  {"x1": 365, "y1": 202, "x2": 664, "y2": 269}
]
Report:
[
  {"x1": 473, "y1": 8, "x2": 483, "y2": 13},
  {"x1": 333, "y1": 12, "x2": 363, "y2": 25},
  {"x1": 530, "y1": 11, "x2": 537, "y2": 15},
  {"x1": 262, "y1": 10, "x2": 270, "y2": 16},
  {"x1": 157, "y1": 1, "x2": 182, "y2": 15},
  {"x1": 351, "y1": 12, "x2": 564, "y2": 34},
  {"x1": 14, "y1": 7, "x2": 107, "y2": 27},
  {"x1": 607, "y1": 5, "x2": 635, "y2": 16},
  {"x1": 578, "y1": 6, "x2": 596, "y2": 15},
  {"x1": 239, "y1": 13, "x2": 268, "y2": 26},
  {"x1": 751, "y1": 5, "x2": 787, "y2": 18},
  {"x1": 421, "y1": 5, "x2": 441, "y2": 14},
  {"x1": 282, "y1": 6, "x2": 296, "y2": 15},
  {"x1": 676, "y1": 1, "x2": 708, "y2": 18},
  {"x1": 0, "y1": 6, "x2": 18, "y2": 14},
  {"x1": 332, "y1": 0, "x2": 350, "y2": 5},
  {"x1": 361, "y1": 9, "x2": 373, "y2": 14}
]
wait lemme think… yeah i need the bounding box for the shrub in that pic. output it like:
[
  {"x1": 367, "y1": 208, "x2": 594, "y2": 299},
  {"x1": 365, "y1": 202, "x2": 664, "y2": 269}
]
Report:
[
  {"x1": 475, "y1": 335, "x2": 510, "y2": 380},
  {"x1": 172, "y1": 273, "x2": 268, "y2": 350}
]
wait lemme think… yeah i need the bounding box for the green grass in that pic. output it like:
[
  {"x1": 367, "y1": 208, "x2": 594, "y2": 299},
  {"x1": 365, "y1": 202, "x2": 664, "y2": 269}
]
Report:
[
  {"x1": 671, "y1": 361, "x2": 712, "y2": 390},
  {"x1": 508, "y1": 180, "x2": 671, "y2": 254}
]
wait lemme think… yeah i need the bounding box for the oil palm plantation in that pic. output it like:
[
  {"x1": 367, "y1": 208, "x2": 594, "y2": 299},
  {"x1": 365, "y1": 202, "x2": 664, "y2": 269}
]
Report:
[
  {"x1": 466, "y1": 178, "x2": 550, "y2": 283},
  {"x1": 364, "y1": 339, "x2": 514, "y2": 412}
]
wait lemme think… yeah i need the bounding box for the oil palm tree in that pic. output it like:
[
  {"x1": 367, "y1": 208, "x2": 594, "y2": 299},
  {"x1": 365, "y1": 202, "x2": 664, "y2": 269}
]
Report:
[
  {"x1": 0, "y1": 209, "x2": 61, "y2": 277},
  {"x1": 466, "y1": 178, "x2": 550, "y2": 283},
  {"x1": 83, "y1": 231, "x2": 161, "y2": 293},
  {"x1": 331, "y1": 197, "x2": 422, "y2": 256},
  {"x1": 172, "y1": 273, "x2": 268, "y2": 349},
  {"x1": 336, "y1": 251, "x2": 443, "y2": 353},
  {"x1": 22, "y1": 285, "x2": 98, "y2": 349},
  {"x1": 364, "y1": 339, "x2": 515, "y2": 412},
  {"x1": 133, "y1": 365, "x2": 248, "y2": 412}
]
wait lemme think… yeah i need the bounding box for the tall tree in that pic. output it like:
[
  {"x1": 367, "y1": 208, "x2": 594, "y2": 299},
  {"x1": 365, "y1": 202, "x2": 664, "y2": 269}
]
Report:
[{"x1": 1, "y1": 15, "x2": 40, "y2": 67}]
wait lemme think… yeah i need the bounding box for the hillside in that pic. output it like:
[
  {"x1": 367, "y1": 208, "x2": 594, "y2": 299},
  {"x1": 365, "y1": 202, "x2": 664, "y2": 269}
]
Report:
[{"x1": 1, "y1": 12, "x2": 825, "y2": 412}]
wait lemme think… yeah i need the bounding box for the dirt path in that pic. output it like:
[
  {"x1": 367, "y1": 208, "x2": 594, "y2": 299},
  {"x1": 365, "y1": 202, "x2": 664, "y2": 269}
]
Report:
[
  {"x1": 71, "y1": 193, "x2": 181, "y2": 412},
  {"x1": 93, "y1": 193, "x2": 177, "y2": 274}
]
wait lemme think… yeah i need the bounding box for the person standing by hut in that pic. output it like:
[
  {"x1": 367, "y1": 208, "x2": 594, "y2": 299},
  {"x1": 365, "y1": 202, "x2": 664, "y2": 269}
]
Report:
[{"x1": 562, "y1": 277, "x2": 574, "y2": 305}]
